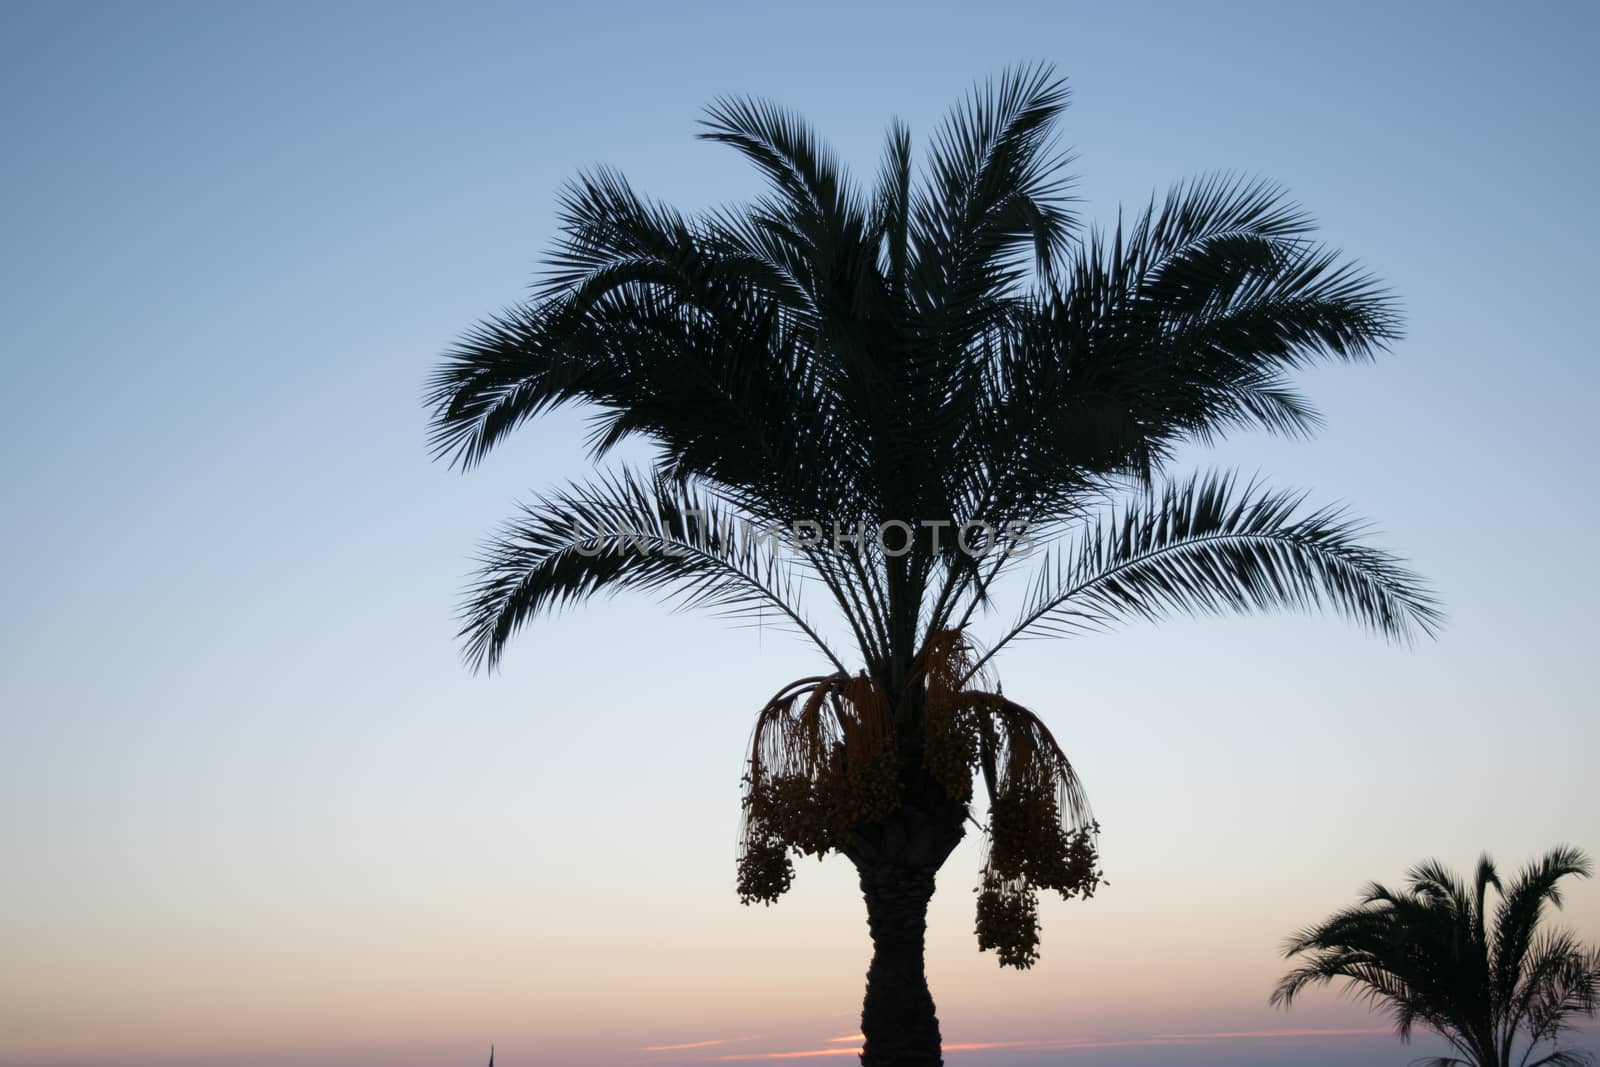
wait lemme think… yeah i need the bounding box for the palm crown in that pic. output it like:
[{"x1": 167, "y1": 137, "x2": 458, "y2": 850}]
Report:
[
  {"x1": 1275, "y1": 848, "x2": 1600, "y2": 1067},
  {"x1": 428, "y1": 65, "x2": 1440, "y2": 1063}
]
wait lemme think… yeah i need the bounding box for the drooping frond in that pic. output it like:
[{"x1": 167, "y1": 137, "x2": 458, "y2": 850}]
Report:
[
  {"x1": 697, "y1": 95, "x2": 888, "y2": 353},
  {"x1": 538, "y1": 166, "x2": 701, "y2": 302},
  {"x1": 1524, "y1": 1053, "x2": 1597, "y2": 1067},
  {"x1": 938, "y1": 175, "x2": 1399, "y2": 547},
  {"x1": 977, "y1": 472, "x2": 1440, "y2": 674},
  {"x1": 1273, "y1": 888, "x2": 1474, "y2": 1046},
  {"x1": 1494, "y1": 847, "x2": 1594, "y2": 1013},
  {"x1": 427, "y1": 167, "x2": 801, "y2": 469},
  {"x1": 458, "y1": 469, "x2": 841, "y2": 673},
  {"x1": 699, "y1": 96, "x2": 862, "y2": 236},
  {"x1": 1072, "y1": 174, "x2": 1397, "y2": 380},
  {"x1": 1474, "y1": 855, "x2": 1503, "y2": 952},
  {"x1": 1513, "y1": 931, "x2": 1600, "y2": 1049}
]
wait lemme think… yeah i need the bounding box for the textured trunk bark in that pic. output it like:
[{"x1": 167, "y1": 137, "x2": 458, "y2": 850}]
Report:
[
  {"x1": 846, "y1": 729, "x2": 966, "y2": 1067},
  {"x1": 858, "y1": 863, "x2": 942, "y2": 1066}
]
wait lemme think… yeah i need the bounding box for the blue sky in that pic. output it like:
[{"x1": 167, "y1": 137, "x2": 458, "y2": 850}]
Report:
[{"x1": 1, "y1": 2, "x2": 1597, "y2": 1065}]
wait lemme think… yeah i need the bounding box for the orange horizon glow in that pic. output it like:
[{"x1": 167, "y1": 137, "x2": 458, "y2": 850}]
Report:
[{"x1": 686, "y1": 1025, "x2": 1402, "y2": 1062}]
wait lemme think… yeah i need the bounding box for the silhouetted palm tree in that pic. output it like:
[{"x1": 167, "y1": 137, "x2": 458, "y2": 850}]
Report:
[
  {"x1": 1274, "y1": 848, "x2": 1600, "y2": 1067},
  {"x1": 428, "y1": 66, "x2": 1439, "y2": 1067}
]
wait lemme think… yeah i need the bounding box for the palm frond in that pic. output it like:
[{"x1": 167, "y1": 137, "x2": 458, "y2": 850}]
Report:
[
  {"x1": 1494, "y1": 848, "x2": 1594, "y2": 1012},
  {"x1": 1524, "y1": 1051, "x2": 1598, "y2": 1067},
  {"x1": 907, "y1": 63, "x2": 1077, "y2": 367},
  {"x1": 538, "y1": 166, "x2": 698, "y2": 301},
  {"x1": 1514, "y1": 932, "x2": 1600, "y2": 1041},
  {"x1": 874, "y1": 119, "x2": 914, "y2": 300},
  {"x1": 458, "y1": 468, "x2": 842, "y2": 672},
  {"x1": 975, "y1": 471, "x2": 1440, "y2": 673},
  {"x1": 699, "y1": 95, "x2": 862, "y2": 232},
  {"x1": 425, "y1": 298, "x2": 596, "y2": 470},
  {"x1": 966, "y1": 177, "x2": 1399, "y2": 490},
  {"x1": 912, "y1": 62, "x2": 1076, "y2": 282}
]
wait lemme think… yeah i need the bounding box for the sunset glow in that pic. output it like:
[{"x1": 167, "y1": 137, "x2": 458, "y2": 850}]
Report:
[
  {"x1": 683, "y1": 1027, "x2": 1402, "y2": 1062},
  {"x1": 3, "y1": 4, "x2": 1597, "y2": 1067}
]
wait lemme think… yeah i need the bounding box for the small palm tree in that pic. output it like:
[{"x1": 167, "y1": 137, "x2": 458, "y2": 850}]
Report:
[
  {"x1": 1274, "y1": 848, "x2": 1600, "y2": 1067},
  {"x1": 429, "y1": 66, "x2": 1440, "y2": 1066}
]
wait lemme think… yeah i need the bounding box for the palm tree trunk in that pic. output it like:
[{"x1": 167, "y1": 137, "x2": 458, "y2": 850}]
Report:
[{"x1": 858, "y1": 863, "x2": 942, "y2": 1066}]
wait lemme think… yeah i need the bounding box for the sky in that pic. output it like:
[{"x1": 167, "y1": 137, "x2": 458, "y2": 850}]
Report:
[{"x1": 1, "y1": 2, "x2": 1597, "y2": 1065}]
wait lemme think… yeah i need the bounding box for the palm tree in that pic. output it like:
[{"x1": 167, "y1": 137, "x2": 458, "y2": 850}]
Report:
[
  {"x1": 1274, "y1": 848, "x2": 1600, "y2": 1067},
  {"x1": 427, "y1": 66, "x2": 1440, "y2": 1066}
]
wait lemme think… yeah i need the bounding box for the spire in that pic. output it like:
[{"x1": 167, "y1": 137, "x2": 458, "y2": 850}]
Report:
[{"x1": 487, "y1": 1045, "x2": 494, "y2": 1067}]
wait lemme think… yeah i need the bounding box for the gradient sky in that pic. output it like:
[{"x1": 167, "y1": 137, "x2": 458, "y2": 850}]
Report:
[{"x1": 2, "y1": 2, "x2": 1597, "y2": 1065}]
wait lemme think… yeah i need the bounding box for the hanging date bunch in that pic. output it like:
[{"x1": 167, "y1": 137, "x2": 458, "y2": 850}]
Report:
[
  {"x1": 735, "y1": 628, "x2": 1101, "y2": 969},
  {"x1": 737, "y1": 673, "x2": 900, "y2": 905},
  {"x1": 920, "y1": 629, "x2": 1104, "y2": 969}
]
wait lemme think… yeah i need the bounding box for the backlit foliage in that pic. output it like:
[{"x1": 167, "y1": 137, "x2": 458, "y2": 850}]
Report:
[{"x1": 428, "y1": 64, "x2": 1444, "y2": 1005}]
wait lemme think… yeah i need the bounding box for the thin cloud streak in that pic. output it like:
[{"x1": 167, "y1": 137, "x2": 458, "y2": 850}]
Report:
[
  {"x1": 1154, "y1": 1028, "x2": 1393, "y2": 1040},
  {"x1": 702, "y1": 1025, "x2": 1398, "y2": 1061},
  {"x1": 643, "y1": 1039, "x2": 732, "y2": 1051},
  {"x1": 712, "y1": 1050, "x2": 859, "y2": 1061}
]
